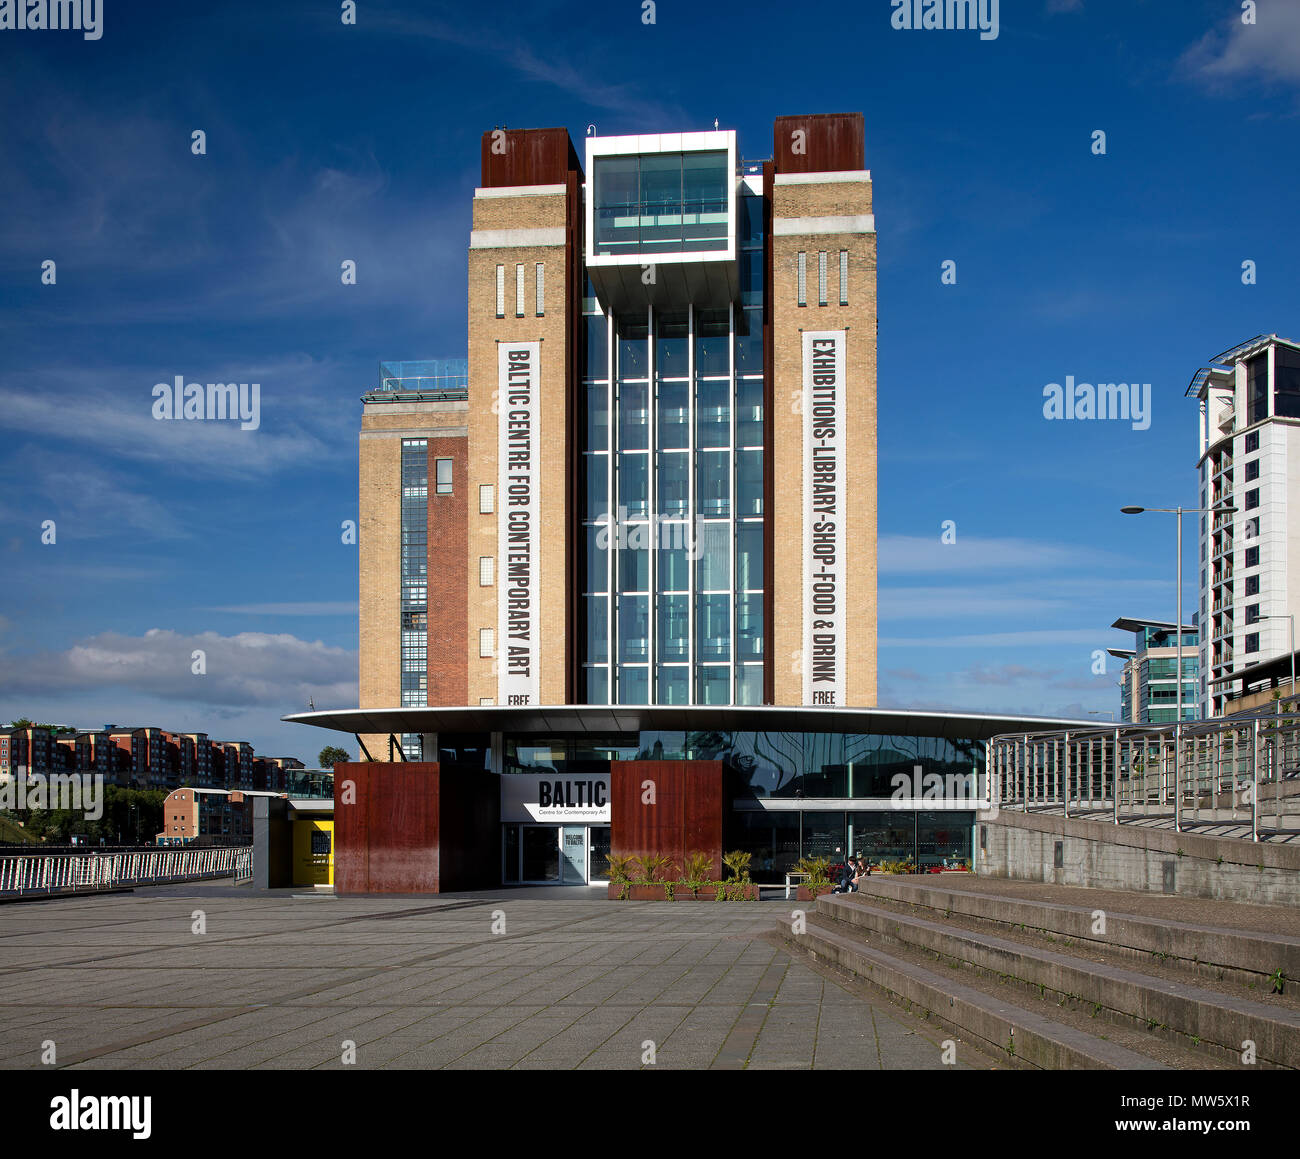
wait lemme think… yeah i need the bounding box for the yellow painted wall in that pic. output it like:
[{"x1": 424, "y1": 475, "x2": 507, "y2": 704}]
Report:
[{"x1": 292, "y1": 819, "x2": 334, "y2": 886}]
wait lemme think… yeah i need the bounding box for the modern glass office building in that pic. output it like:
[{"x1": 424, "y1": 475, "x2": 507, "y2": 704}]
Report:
[
  {"x1": 1108, "y1": 617, "x2": 1199, "y2": 724},
  {"x1": 290, "y1": 115, "x2": 1089, "y2": 892}
]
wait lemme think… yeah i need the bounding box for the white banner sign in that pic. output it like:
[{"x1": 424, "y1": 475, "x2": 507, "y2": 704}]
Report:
[
  {"x1": 802, "y1": 330, "x2": 847, "y2": 706},
  {"x1": 498, "y1": 341, "x2": 541, "y2": 706},
  {"x1": 500, "y1": 773, "x2": 611, "y2": 823}
]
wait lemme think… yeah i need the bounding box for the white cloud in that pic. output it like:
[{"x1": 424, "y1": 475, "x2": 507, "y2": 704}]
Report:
[
  {"x1": 1182, "y1": 3, "x2": 1300, "y2": 87},
  {"x1": 0, "y1": 628, "x2": 356, "y2": 711}
]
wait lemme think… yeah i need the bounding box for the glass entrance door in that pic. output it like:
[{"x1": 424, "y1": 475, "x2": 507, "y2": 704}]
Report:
[
  {"x1": 560, "y1": 827, "x2": 588, "y2": 884},
  {"x1": 522, "y1": 825, "x2": 561, "y2": 882}
]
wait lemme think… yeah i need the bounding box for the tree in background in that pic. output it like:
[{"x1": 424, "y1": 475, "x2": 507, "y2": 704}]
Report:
[{"x1": 318, "y1": 746, "x2": 351, "y2": 770}]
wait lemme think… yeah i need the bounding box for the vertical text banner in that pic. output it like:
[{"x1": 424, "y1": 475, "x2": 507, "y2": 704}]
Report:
[
  {"x1": 498, "y1": 341, "x2": 541, "y2": 705},
  {"x1": 802, "y1": 331, "x2": 847, "y2": 706}
]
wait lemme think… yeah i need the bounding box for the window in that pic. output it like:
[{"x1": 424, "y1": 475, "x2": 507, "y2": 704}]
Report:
[
  {"x1": 1246, "y1": 459, "x2": 1259, "y2": 481},
  {"x1": 1246, "y1": 430, "x2": 1259, "y2": 453},
  {"x1": 1247, "y1": 604, "x2": 1260, "y2": 624},
  {"x1": 535, "y1": 263, "x2": 545, "y2": 316},
  {"x1": 797, "y1": 252, "x2": 806, "y2": 306},
  {"x1": 479, "y1": 557, "x2": 494, "y2": 586},
  {"x1": 435, "y1": 458, "x2": 453, "y2": 495},
  {"x1": 479, "y1": 628, "x2": 495, "y2": 657},
  {"x1": 1246, "y1": 488, "x2": 1259, "y2": 509},
  {"x1": 1247, "y1": 353, "x2": 1269, "y2": 425},
  {"x1": 515, "y1": 264, "x2": 525, "y2": 317},
  {"x1": 479, "y1": 698, "x2": 495, "y2": 706},
  {"x1": 495, "y1": 264, "x2": 505, "y2": 318},
  {"x1": 1246, "y1": 574, "x2": 1260, "y2": 596},
  {"x1": 1246, "y1": 547, "x2": 1260, "y2": 567},
  {"x1": 1275, "y1": 345, "x2": 1300, "y2": 418},
  {"x1": 818, "y1": 251, "x2": 827, "y2": 306},
  {"x1": 479, "y1": 484, "x2": 494, "y2": 513},
  {"x1": 1246, "y1": 633, "x2": 1260, "y2": 654}
]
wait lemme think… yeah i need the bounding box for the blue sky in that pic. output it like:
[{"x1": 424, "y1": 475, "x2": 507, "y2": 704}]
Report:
[{"x1": 1, "y1": 0, "x2": 1298, "y2": 761}]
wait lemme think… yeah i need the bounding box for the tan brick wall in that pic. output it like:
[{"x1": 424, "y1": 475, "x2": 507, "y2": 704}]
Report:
[
  {"x1": 771, "y1": 179, "x2": 873, "y2": 219},
  {"x1": 467, "y1": 188, "x2": 572, "y2": 706},
  {"x1": 770, "y1": 177, "x2": 878, "y2": 708},
  {"x1": 472, "y1": 192, "x2": 568, "y2": 232}
]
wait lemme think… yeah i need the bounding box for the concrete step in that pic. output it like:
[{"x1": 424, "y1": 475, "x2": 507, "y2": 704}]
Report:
[
  {"x1": 849, "y1": 875, "x2": 1300, "y2": 987},
  {"x1": 817, "y1": 893, "x2": 1300, "y2": 1068},
  {"x1": 775, "y1": 913, "x2": 1168, "y2": 1070}
]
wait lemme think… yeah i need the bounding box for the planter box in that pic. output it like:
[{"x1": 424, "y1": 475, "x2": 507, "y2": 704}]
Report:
[
  {"x1": 796, "y1": 883, "x2": 836, "y2": 901},
  {"x1": 606, "y1": 882, "x2": 760, "y2": 901}
]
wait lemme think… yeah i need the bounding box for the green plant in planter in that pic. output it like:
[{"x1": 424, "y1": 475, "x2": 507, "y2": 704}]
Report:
[
  {"x1": 606, "y1": 853, "x2": 636, "y2": 884},
  {"x1": 682, "y1": 850, "x2": 711, "y2": 897},
  {"x1": 722, "y1": 850, "x2": 752, "y2": 882},
  {"x1": 636, "y1": 854, "x2": 674, "y2": 884},
  {"x1": 794, "y1": 856, "x2": 832, "y2": 890}
]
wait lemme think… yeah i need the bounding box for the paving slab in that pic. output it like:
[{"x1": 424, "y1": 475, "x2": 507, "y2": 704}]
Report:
[{"x1": 0, "y1": 883, "x2": 991, "y2": 1070}]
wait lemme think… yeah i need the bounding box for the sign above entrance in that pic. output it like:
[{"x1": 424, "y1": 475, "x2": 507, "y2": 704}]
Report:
[{"x1": 501, "y1": 773, "x2": 611, "y2": 823}]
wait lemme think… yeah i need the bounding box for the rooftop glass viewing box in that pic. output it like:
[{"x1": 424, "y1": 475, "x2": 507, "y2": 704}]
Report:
[
  {"x1": 592, "y1": 150, "x2": 730, "y2": 256},
  {"x1": 584, "y1": 131, "x2": 739, "y2": 311}
]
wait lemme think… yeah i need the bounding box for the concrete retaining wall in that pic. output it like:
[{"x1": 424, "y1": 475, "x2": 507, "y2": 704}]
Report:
[{"x1": 978, "y1": 809, "x2": 1300, "y2": 905}]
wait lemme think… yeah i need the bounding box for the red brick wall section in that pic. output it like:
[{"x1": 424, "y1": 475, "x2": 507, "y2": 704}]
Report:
[
  {"x1": 427, "y1": 438, "x2": 468, "y2": 706},
  {"x1": 333, "y1": 762, "x2": 500, "y2": 894},
  {"x1": 610, "y1": 761, "x2": 725, "y2": 880}
]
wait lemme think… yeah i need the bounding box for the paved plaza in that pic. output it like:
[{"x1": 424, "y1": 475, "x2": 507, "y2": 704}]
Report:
[{"x1": 0, "y1": 884, "x2": 994, "y2": 1070}]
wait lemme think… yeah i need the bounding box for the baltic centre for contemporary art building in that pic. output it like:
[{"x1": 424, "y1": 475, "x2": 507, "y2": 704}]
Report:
[{"x1": 286, "y1": 114, "x2": 1090, "y2": 891}]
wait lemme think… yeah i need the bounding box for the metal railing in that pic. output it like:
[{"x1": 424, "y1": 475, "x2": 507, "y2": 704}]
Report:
[
  {"x1": 0, "y1": 846, "x2": 254, "y2": 897},
  {"x1": 987, "y1": 705, "x2": 1300, "y2": 842}
]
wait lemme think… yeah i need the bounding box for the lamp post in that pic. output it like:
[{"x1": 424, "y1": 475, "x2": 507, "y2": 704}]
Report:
[{"x1": 1121, "y1": 502, "x2": 1237, "y2": 832}]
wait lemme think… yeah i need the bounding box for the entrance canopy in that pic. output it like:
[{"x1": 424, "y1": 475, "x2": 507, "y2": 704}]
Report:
[{"x1": 283, "y1": 703, "x2": 1095, "y2": 741}]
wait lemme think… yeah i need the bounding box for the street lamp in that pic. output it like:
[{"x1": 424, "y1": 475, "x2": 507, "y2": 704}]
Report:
[
  {"x1": 1088, "y1": 710, "x2": 1115, "y2": 721},
  {"x1": 1121, "y1": 501, "x2": 1237, "y2": 831}
]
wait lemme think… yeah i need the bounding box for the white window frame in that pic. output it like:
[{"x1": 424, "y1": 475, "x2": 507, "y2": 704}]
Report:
[
  {"x1": 818, "y1": 250, "x2": 827, "y2": 306},
  {"x1": 797, "y1": 252, "x2": 806, "y2": 307},
  {"x1": 479, "y1": 628, "x2": 495, "y2": 657},
  {"x1": 839, "y1": 250, "x2": 848, "y2": 305},
  {"x1": 535, "y1": 262, "x2": 544, "y2": 317},
  {"x1": 495, "y1": 264, "x2": 505, "y2": 318},
  {"x1": 515, "y1": 263, "x2": 525, "y2": 317},
  {"x1": 479, "y1": 556, "x2": 494, "y2": 586},
  {"x1": 479, "y1": 484, "x2": 494, "y2": 513}
]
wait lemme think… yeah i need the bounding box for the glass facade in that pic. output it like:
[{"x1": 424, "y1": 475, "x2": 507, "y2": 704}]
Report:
[
  {"x1": 399, "y1": 439, "x2": 428, "y2": 759},
  {"x1": 498, "y1": 729, "x2": 982, "y2": 794},
  {"x1": 581, "y1": 191, "x2": 765, "y2": 705},
  {"x1": 592, "y1": 151, "x2": 729, "y2": 256},
  {"x1": 487, "y1": 727, "x2": 982, "y2": 881}
]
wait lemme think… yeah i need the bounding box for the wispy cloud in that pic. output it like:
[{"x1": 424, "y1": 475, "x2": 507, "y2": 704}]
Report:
[
  {"x1": 205, "y1": 602, "x2": 358, "y2": 616},
  {"x1": 879, "y1": 535, "x2": 1127, "y2": 575},
  {"x1": 1181, "y1": 3, "x2": 1300, "y2": 88}
]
